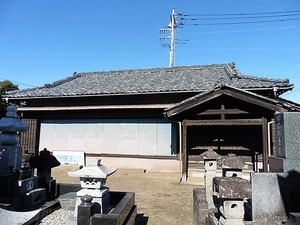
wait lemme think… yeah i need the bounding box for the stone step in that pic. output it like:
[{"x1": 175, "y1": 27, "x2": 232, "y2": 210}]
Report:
[
  {"x1": 188, "y1": 168, "x2": 223, "y2": 178},
  {"x1": 188, "y1": 168, "x2": 205, "y2": 178},
  {"x1": 187, "y1": 176, "x2": 204, "y2": 186}
]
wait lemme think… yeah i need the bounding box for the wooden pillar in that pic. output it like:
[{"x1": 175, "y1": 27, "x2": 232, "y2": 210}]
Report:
[
  {"x1": 262, "y1": 117, "x2": 269, "y2": 172},
  {"x1": 181, "y1": 119, "x2": 187, "y2": 182}
]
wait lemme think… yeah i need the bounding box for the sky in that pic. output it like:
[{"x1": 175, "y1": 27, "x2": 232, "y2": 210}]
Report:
[{"x1": 0, "y1": 0, "x2": 300, "y2": 103}]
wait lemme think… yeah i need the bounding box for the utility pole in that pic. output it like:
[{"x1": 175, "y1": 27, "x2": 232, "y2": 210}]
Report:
[
  {"x1": 169, "y1": 8, "x2": 176, "y2": 67},
  {"x1": 159, "y1": 8, "x2": 177, "y2": 67}
]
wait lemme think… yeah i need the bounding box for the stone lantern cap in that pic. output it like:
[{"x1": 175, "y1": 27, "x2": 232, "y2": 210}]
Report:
[
  {"x1": 68, "y1": 165, "x2": 116, "y2": 179},
  {"x1": 68, "y1": 164, "x2": 116, "y2": 189},
  {"x1": 0, "y1": 105, "x2": 28, "y2": 132}
]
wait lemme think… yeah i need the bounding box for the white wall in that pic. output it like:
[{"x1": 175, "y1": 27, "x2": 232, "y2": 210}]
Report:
[{"x1": 39, "y1": 119, "x2": 175, "y2": 156}]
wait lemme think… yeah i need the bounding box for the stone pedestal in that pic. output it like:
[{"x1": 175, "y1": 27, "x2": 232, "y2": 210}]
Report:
[
  {"x1": 213, "y1": 177, "x2": 251, "y2": 225},
  {"x1": 219, "y1": 200, "x2": 245, "y2": 225},
  {"x1": 74, "y1": 188, "x2": 110, "y2": 216},
  {"x1": 204, "y1": 159, "x2": 217, "y2": 208}
]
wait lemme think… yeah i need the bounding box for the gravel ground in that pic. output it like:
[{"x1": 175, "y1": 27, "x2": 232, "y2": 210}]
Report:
[
  {"x1": 38, "y1": 208, "x2": 74, "y2": 225},
  {"x1": 36, "y1": 164, "x2": 201, "y2": 225}
]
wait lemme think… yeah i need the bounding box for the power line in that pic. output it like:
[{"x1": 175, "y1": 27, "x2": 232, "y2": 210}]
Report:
[
  {"x1": 0, "y1": 77, "x2": 36, "y2": 88},
  {"x1": 179, "y1": 10, "x2": 300, "y2": 17},
  {"x1": 159, "y1": 9, "x2": 300, "y2": 66},
  {"x1": 180, "y1": 25, "x2": 300, "y2": 35},
  {"x1": 179, "y1": 10, "x2": 300, "y2": 26},
  {"x1": 184, "y1": 17, "x2": 300, "y2": 26},
  {"x1": 182, "y1": 13, "x2": 300, "y2": 21},
  {"x1": 282, "y1": 87, "x2": 300, "y2": 97}
]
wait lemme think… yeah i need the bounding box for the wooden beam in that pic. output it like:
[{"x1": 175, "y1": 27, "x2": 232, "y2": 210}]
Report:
[
  {"x1": 191, "y1": 146, "x2": 250, "y2": 151},
  {"x1": 198, "y1": 108, "x2": 249, "y2": 115},
  {"x1": 165, "y1": 91, "x2": 223, "y2": 118},
  {"x1": 185, "y1": 119, "x2": 263, "y2": 126},
  {"x1": 16, "y1": 104, "x2": 173, "y2": 111},
  {"x1": 221, "y1": 104, "x2": 225, "y2": 120},
  {"x1": 223, "y1": 89, "x2": 285, "y2": 112}
]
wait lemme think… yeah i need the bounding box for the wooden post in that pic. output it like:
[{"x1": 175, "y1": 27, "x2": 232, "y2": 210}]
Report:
[
  {"x1": 181, "y1": 120, "x2": 187, "y2": 182},
  {"x1": 262, "y1": 117, "x2": 269, "y2": 172}
]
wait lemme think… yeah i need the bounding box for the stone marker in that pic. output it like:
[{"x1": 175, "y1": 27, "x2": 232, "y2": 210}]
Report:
[{"x1": 270, "y1": 112, "x2": 300, "y2": 173}]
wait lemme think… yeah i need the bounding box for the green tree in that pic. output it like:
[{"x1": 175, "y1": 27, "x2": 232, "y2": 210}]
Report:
[
  {"x1": 0, "y1": 80, "x2": 18, "y2": 116},
  {"x1": 0, "y1": 80, "x2": 18, "y2": 95}
]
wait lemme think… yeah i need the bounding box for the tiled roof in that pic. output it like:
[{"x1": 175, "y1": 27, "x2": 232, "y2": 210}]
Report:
[
  {"x1": 6, "y1": 63, "x2": 292, "y2": 98},
  {"x1": 164, "y1": 84, "x2": 300, "y2": 117}
]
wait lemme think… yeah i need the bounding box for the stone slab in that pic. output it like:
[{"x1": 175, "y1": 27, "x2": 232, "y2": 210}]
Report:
[
  {"x1": 251, "y1": 173, "x2": 288, "y2": 223},
  {"x1": 0, "y1": 207, "x2": 41, "y2": 225},
  {"x1": 213, "y1": 177, "x2": 251, "y2": 199},
  {"x1": 274, "y1": 112, "x2": 300, "y2": 159}
]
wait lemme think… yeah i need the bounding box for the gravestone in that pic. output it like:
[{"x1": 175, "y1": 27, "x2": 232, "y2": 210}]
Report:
[{"x1": 270, "y1": 112, "x2": 300, "y2": 173}]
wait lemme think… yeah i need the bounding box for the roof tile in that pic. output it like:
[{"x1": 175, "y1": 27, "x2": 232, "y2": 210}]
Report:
[{"x1": 6, "y1": 63, "x2": 292, "y2": 98}]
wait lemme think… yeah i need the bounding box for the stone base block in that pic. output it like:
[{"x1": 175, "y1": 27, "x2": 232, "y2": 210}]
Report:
[
  {"x1": 220, "y1": 200, "x2": 245, "y2": 219},
  {"x1": 74, "y1": 188, "x2": 111, "y2": 217},
  {"x1": 219, "y1": 216, "x2": 244, "y2": 225},
  {"x1": 22, "y1": 188, "x2": 46, "y2": 211}
]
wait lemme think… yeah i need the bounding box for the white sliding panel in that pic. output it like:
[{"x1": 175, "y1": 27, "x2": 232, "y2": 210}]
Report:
[{"x1": 39, "y1": 119, "x2": 173, "y2": 156}]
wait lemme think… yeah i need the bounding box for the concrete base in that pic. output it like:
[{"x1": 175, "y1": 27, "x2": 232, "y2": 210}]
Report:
[{"x1": 86, "y1": 156, "x2": 180, "y2": 172}]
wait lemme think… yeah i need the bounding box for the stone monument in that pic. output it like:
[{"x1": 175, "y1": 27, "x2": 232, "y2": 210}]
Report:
[
  {"x1": 0, "y1": 105, "x2": 46, "y2": 211},
  {"x1": 270, "y1": 112, "x2": 300, "y2": 173}
]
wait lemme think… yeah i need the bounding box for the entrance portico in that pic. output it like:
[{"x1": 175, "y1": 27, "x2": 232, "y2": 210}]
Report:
[{"x1": 164, "y1": 85, "x2": 300, "y2": 182}]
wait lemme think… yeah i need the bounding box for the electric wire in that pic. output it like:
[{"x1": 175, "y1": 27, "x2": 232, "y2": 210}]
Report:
[
  {"x1": 183, "y1": 17, "x2": 300, "y2": 26},
  {"x1": 181, "y1": 13, "x2": 300, "y2": 21},
  {"x1": 177, "y1": 10, "x2": 300, "y2": 26},
  {"x1": 180, "y1": 25, "x2": 300, "y2": 35},
  {"x1": 171, "y1": 10, "x2": 300, "y2": 98},
  {"x1": 0, "y1": 77, "x2": 36, "y2": 88},
  {"x1": 178, "y1": 10, "x2": 300, "y2": 17}
]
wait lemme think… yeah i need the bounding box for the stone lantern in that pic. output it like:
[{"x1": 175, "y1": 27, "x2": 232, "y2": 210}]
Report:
[{"x1": 68, "y1": 160, "x2": 116, "y2": 216}]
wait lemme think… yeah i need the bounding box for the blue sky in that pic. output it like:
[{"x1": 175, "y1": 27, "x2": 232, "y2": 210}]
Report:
[{"x1": 0, "y1": 0, "x2": 300, "y2": 103}]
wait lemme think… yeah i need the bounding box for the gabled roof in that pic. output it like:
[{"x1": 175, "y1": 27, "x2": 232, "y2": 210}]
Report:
[
  {"x1": 164, "y1": 85, "x2": 300, "y2": 119},
  {"x1": 6, "y1": 62, "x2": 293, "y2": 99}
]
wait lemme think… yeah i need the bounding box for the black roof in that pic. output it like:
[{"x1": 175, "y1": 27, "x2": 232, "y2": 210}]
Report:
[{"x1": 6, "y1": 63, "x2": 293, "y2": 99}]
